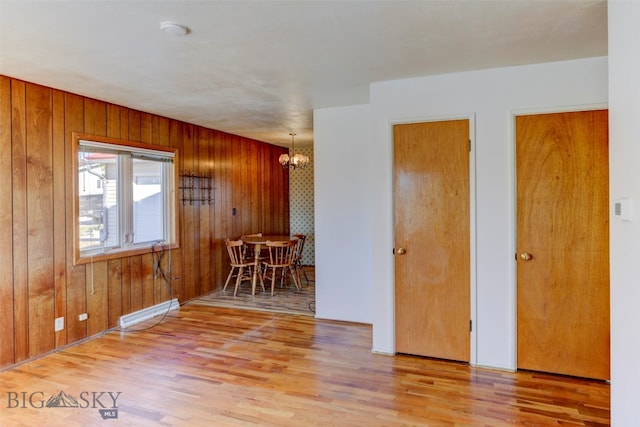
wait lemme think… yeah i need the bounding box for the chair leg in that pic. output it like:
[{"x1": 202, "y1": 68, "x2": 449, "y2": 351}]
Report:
[
  {"x1": 270, "y1": 266, "x2": 277, "y2": 296},
  {"x1": 257, "y1": 265, "x2": 266, "y2": 292},
  {"x1": 223, "y1": 267, "x2": 235, "y2": 292},
  {"x1": 300, "y1": 263, "x2": 310, "y2": 284},
  {"x1": 294, "y1": 264, "x2": 302, "y2": 288},
  {"x1": 289, "y1": 266, "x2": 301, "y2": 291},
  {"x1": 234, "y1": 266, "x2": 244, "y2": 296}
]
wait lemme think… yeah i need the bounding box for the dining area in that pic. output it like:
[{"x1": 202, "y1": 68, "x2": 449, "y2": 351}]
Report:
[
  {"x1": 239, "y1": 233, "x2": 306, "y2": 292},
  {"x1": 184, "y1": 128, "x2": 315, "y2": 316},
  {"x1": 189, "y1": 233, "x2": 315, "y2": 316}
]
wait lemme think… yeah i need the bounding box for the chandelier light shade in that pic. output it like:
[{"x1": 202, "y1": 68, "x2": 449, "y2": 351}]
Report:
[{"x1": 279, "y1": 132, "x2": 309, "y2": 169}]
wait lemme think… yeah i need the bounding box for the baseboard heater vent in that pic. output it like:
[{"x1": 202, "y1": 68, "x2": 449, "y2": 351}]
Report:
[{"x1": 119, "y1": 298, "x2": 179, "y2": 329}]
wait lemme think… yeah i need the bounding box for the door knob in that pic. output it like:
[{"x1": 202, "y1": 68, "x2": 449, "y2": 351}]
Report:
[
  {"x1": 520, "y1": 252, "x2": 533, "y2": 261},
  {"x1": 395, "y1": 247, "x2": 407, "y2": 255}
]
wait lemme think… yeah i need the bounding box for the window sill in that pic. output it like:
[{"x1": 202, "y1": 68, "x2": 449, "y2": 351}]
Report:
[{"x1": 74, "y1": 242, "x2": 179, "y2": 266}]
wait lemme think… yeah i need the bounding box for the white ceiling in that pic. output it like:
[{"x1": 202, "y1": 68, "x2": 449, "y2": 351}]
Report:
[{"x1": 0, "y1": 0, "x2": 607, "y2": 147}]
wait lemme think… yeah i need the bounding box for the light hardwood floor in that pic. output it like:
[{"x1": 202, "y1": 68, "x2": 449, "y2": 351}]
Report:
[{"x1": 0, "y1": 304, "x2": 609, "y2": 426}]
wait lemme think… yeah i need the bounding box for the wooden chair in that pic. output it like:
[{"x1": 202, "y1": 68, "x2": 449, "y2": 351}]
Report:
[
  {"x1": 262, "y1": 240, "x2": 300, "y2": 296},
  {"x1": 223, "y1": 239, "x2": 265, "y2": 296},
  {"x1": 292, "y1": 233, "x2": 310, "y2": 285}
]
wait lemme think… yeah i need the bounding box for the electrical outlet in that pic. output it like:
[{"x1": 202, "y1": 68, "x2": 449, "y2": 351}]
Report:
[
  {"x1": 54, "y1": 317, "x2": 64, "y2": 332},
  {"x1": 78, "y1": 313, "x2": 88, "y2": 321}
]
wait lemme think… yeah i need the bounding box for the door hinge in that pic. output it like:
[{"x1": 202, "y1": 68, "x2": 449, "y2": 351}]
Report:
[
  {"x1": 470, "y1": 320, "x2": 472, "y2": 332},
  {"x1": 468, "y1": 139, "x2": 471, "y2": 152}
]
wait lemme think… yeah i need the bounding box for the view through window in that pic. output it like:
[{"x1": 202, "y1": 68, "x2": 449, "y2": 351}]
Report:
[{"x1": 74, "y1": 133, "x2": 178, "y2": 263}]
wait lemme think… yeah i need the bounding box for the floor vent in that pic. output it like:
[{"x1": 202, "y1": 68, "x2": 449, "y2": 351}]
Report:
[{"x1": 119, "y1": 298, "x2": 179, "y2": 328}]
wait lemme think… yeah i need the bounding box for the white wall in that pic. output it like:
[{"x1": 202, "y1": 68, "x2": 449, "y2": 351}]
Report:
[
  {"x1": 314, "y1": 57, "x2": 608, "y2": 368},
  {"x1": 314, "y1": 104, "x2": 373, "y2": 324},
  {"x1": 609, "y1": 2, "x2": 640, "y2": 426}
]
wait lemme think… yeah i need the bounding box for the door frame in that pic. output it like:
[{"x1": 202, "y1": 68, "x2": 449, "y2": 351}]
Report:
[
  {"x1": 509, "y1": 103, "x2": 609, "y2": 370},
  {"x1": 390, "y1": 113, "x2": 478, "y2": 365}
]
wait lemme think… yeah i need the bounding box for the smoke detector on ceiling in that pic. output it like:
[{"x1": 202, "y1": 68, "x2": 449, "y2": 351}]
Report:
[{"x1": 160, "y1": 22, "x2": 189, "y2": 36}]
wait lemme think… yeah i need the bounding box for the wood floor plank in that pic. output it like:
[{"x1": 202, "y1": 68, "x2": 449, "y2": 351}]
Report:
[{"x1": 0, "y1": 305, "x2": 609, "y2": 426}]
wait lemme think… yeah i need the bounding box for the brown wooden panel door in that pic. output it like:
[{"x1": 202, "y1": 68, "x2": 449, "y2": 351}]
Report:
[
  {"x1": 516, "y1": 110, "x2": 609, "y2": 380},
  {"x1": 394, "y1": 120, "x2": 470, "y2": 361}
]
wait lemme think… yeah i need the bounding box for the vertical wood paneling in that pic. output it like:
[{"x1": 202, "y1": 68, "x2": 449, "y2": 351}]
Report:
[
  {"x1": 182, "y1": 124, "x2": 196, "y2": 300},
  {"x1": 220, "y1": 132, "x2": 231, "y2": 239},
  {"x1": 119, "y1": 107, "x2": 129, "y2": 139},
  {"x1": 0, "y1": 76, "x2": 15, "y2": 366},
  {"x1": 106, "y1": 104, "x2": 123, "y2": 328},
  {"x1": 52, "y1": 89, "x2": 67, "y2": 349},
  {"x1": 198, "y1": 128, "x2": 212, "y2": 295},
  {"x1": 119, "y1": 108, "x2": 140, "y2": 313},
  {"x1": 262, "y1": 146, "x2": 274, "y2": 232},
  {"x1": 129, "y1": 256, "x2": 143, "y2": 313},
  {"x1": 84, "y1": 98, "x2": 106, "y2": 135},
  {"x1": 106, "y1": 103, "x2": 121, "y2": 137},
  {"x1": 64, "y1": 92, "x2": 87, "y2": 344},
  {"x1": 251, "y1": 142, "x2": 262, "y2": 233},
  {"x1": 223, "y1": 132, "x2": 234, "y2": 280},
  {"x1": 191, "y1": 125, "x2": 202, "y2": 298},
  {"x1": 141, "y1": 256, "x2": 154, "y2": 309},
  {"x1": 153, "y1": 243, "x2": 172, "y2": 304},
  {"x1": 168, "y1": 119, "x2": 184, "y2": 302},
  {"x1": 140, "y1": 112, "x2": 152, "y2": 143},
  {"x1": 121, "y1": 257, "x2": 131, "y2": 316},
  {"x1": 107, "y1": 260, "x2": 122, "y2": 328},
  {"x1": 231, "y1": 135, "x2": 242, "y2": 238},
  {"x1": 25, "y1": 83, "x2": 55, "y2": 358},
  {"x1": 212, "y1": 130, "x2": 226, "y2": 286},
  {"x1": 282, "y1": 151, "x2": 290, "y2": 233},
  {"x1": 241, "y1": 138, "x2": 251, "y2": 233},
  {"x1": 263, "y1": 144, "x2": 289, "y2": 234},
  {"x1": 11, "y1": 80, "x2": 29, "y2": 363},
  {"x1": 131, "y1": 108, "x2": 148, "y2": 311},
  {"x1": 155, "y1": 116, "x2": 172, "y2": 304},
  {"x1": 86, "y1": 260, "x2": 108, "y2": 335},
  {"x1": 0, "y1": 76, "x2": 290, "y2": 369},
  {"x1": 84, "y1": 98, "x2": 108, "y2": 335},
  {"x1": 137, "y1": 111, "x2": 156, "y2": 309},
  {"x1": 128, "y1": 110, "x2": 141, "y2": 142},
  {"x1": 272, "y1": 145, "x2": 288, "y2": 234}
]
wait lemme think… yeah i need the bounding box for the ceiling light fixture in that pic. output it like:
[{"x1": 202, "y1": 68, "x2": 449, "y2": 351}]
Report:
[
  {"x1": 279, "y1": 132, "x2": 309, "y2": 170},
  {"x1": 160, "y1": 21, "x2": 189, "y2": 36}
]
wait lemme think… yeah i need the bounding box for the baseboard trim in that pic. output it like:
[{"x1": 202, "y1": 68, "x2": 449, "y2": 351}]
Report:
[{"x1": 119, "y1": 298, "x2": 180, "y2": 328}]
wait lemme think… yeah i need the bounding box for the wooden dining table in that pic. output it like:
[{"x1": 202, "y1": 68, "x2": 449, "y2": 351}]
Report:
[{"x1": 242, "y1": 234, "x2": 298, "y2": 295}]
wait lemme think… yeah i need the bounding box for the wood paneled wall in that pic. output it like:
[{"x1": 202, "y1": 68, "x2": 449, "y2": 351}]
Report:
[{"x1": 0, "y1": 76, "x2": 290, "y2": 369}]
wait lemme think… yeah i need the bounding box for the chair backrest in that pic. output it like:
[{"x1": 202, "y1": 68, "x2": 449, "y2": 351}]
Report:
[
  {"x1": 265, "y1": 240, "x2": 296, "y2": 267},
  {"x1": 225, "y1": 239, "x2": 246, "y2": 266},
  {"x1": 293, "y1": 234, "x2": 306, "y2": 262}
]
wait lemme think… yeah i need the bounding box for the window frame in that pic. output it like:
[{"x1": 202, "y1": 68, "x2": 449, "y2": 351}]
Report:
[{"x1": 72, "y1": 132, "x2": 180, "y2": 265}]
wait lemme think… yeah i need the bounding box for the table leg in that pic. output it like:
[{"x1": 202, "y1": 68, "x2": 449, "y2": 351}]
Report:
[{"x1": 251, "y1": 243, "x2": 261, "y2": 295}]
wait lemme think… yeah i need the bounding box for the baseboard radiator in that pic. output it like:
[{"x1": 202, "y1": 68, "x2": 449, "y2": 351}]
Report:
[{"x1": 119, "y1": 298, "x2": 180, "y2": 328}]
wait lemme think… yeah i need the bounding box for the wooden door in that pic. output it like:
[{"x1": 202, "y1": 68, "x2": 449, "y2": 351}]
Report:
[
  {"x1": 516, "y1": 110, "x2": 609, "y2": 380},
  {"x1": 394, "y1": 120, "x2": 470, "y2": 361}
]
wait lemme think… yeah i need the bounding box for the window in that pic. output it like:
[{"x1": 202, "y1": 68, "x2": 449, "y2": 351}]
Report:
[{"x1": 73, "y1": 133, "x2": 179, "y2": 264}]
